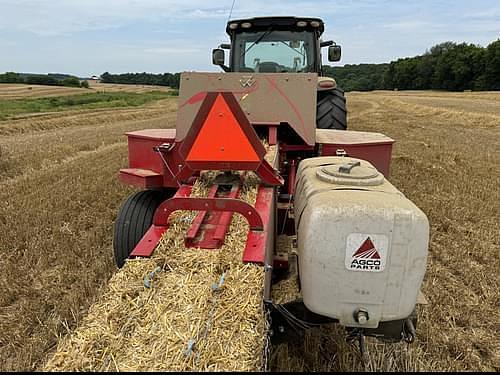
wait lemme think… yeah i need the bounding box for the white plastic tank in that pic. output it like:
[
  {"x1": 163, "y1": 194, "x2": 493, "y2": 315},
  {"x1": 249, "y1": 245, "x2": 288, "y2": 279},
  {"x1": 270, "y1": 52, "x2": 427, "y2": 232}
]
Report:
[{"x1": 294, "y1": 156, "x2": 429, "y2": 328}]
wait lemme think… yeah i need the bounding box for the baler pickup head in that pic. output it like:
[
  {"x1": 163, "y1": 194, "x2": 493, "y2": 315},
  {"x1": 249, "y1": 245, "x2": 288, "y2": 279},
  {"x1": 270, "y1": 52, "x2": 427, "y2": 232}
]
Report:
[{"x1": 117, "y1": 89, "x2": 282, "y2": 265}]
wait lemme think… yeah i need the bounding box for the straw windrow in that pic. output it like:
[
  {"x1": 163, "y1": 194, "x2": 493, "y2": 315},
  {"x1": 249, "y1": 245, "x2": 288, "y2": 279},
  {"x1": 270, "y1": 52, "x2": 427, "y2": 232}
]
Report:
[{"x1": 44, "y1": 172, "x2": 267, "y2": 371}]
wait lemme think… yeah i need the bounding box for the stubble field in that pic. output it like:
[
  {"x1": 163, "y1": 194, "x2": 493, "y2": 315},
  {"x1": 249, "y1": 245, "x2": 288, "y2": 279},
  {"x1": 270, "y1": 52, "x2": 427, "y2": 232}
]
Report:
[
  {"x1": 0, "y1": 81, "x2": 172, "y2": 100},
  {"x1": 0, "y1": 84, "x2": 498, "y2": 371}
]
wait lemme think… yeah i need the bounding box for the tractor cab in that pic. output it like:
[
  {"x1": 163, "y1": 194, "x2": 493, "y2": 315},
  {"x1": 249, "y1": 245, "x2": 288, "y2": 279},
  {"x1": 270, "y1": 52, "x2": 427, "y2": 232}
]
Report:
[{"x1": 213, "y1": 17, "x2": 341, "y2": 74}]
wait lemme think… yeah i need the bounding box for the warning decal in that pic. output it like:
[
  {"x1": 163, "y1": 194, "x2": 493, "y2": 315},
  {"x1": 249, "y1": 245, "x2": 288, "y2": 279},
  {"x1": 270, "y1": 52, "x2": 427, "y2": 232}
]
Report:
[{"x1": 345, "y1": 234, "x2": 389, "y2": 272}]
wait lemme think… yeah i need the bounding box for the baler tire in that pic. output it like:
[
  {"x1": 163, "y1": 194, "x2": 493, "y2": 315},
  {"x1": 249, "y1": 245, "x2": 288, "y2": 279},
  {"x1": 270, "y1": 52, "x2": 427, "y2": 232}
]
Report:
[
  {"x1": 113, "y1": 190, "x2": 172, "y2": 268},
  {"x1": 316, "y1": 88, "x2": 348, "y2": 130}
]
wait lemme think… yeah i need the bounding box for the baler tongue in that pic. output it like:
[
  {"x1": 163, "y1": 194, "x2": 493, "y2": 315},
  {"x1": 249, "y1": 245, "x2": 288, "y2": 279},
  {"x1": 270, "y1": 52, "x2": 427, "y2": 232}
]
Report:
[{"x1": 129, "y1": 91, "x2": 280, "y2": 264}]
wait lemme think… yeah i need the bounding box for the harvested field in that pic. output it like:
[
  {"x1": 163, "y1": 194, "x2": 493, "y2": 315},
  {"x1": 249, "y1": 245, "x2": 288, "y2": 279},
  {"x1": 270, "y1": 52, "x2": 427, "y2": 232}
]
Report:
[
  {"x1": 0, "y1": 82, "x2": 172, "y2": 100},
  {"x1": 0, "y1": 84, "x2": 89, "y2": 99},
  {"x1": 0, "y1": 98, "x2": 176, "y2": 136},
  {"x1": 0, "y1": 99, "x2": 177, "y2": 181},
  {"x1": 0, "y1": 98, "x2": 176, "y2": 371},
  {"x1": 88, "y1": 81, "x2": 173, "y2": 94},
  {"x1": 0, "y1": 91, "x2": 174, "y2": 121},
  {"x1": 0, "y1": 90, "x2": 498, "y2": 372},
  {"x1": 271, "y1": 91, "x2": 500, "y2": 372}
]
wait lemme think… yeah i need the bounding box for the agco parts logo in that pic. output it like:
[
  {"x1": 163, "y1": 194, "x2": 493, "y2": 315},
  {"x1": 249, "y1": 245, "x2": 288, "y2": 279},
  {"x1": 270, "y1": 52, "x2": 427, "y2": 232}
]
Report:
[{"x1": 345, "y1": 234, "x2": 389, "y2": 272}]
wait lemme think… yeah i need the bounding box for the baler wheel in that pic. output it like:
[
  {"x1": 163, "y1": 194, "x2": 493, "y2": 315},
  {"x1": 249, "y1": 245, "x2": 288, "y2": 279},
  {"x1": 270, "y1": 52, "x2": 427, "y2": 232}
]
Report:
[
  {"x1": 113, "y1": 190, "x2": 173, "y2": 268},
  {"x1": 316, "y1": 88, "x2": 347, "y2": 130}
]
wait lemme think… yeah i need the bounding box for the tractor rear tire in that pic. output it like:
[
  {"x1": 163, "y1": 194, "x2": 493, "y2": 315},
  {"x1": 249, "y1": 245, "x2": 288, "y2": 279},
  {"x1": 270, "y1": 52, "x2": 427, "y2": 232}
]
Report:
[
  {"x1": 316, "y1": 88, "x2": 347, "y2": 130},
  {"x1": 113, "y1": 190, "x2": 173, "y2": 268}
]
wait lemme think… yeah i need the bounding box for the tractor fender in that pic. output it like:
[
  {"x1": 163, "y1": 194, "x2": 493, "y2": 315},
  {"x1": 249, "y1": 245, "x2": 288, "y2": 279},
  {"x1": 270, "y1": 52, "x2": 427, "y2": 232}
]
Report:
[{"x1": 317, "y1": 76, "x2": 337, "y2": 91}]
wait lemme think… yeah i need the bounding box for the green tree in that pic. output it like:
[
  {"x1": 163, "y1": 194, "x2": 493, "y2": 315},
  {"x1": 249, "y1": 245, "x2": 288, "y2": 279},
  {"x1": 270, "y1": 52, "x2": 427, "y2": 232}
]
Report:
[
  {"x1": 0, "y1": 72, "x2": 23, "y2": 83},
  {"x1": 25, "y1": 75, "x2": 58, "y2": 85},
  {"x1": 483, "y1": 40, "x2": 500, "y2": 90},
  {"x1": 61, "y1": 77, "x2": 82, "y2": 87}
]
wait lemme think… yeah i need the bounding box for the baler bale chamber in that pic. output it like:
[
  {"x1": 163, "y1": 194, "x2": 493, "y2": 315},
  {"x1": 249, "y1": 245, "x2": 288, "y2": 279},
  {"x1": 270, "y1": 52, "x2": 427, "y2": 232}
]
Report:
[{"x1": 113, "y1": 71, "x2": 430, "y2": 361}]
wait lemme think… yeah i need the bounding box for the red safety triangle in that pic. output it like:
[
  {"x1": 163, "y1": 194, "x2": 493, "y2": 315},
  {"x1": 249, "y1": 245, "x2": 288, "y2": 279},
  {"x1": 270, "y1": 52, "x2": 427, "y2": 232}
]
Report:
[{"x1": 186, "y1": 93, "x2": 260, "y2": 163}]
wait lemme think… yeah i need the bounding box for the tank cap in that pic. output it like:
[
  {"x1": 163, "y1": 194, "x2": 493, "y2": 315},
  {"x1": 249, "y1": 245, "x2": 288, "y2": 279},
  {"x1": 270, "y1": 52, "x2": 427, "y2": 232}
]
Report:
[{"x1": 316, "y1": 161, "x2": 384, "y2": 186}]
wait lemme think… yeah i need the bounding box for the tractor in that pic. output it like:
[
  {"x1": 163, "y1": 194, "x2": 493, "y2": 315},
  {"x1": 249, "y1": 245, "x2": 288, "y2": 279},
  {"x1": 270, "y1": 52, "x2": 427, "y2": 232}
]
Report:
[
  {"x1": 212, "y1": 17, "x2": 347, "y2": 131},
  {"x1": 113, "y1": 16, "x2": 429, "y2": 359}
]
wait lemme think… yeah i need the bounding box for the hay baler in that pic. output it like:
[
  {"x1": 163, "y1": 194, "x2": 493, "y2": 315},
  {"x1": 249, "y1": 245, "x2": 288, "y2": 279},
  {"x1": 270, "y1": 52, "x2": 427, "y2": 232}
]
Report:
[
  {"x1": 113, "y1": 17, "x2": 429, "y2": 355},
  {"x1": 113, "y1": 72, "x2": 429, "y2": 350}
]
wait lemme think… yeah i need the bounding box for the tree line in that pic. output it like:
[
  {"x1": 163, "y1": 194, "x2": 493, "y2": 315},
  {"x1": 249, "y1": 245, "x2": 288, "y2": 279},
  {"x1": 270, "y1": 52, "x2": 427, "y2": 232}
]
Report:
[
  {"x1": 100, "y1": 72, "x2": 181, "y2": 89},
  {"x1": 324, "y1": 40, "x2": 500, "y2": 91},
  {"x1": 323, "y1": 63, "x2": 389, "y2": 91},
  {"x1": 0, "y1": 72, "x2": 89, "y2": 88}
]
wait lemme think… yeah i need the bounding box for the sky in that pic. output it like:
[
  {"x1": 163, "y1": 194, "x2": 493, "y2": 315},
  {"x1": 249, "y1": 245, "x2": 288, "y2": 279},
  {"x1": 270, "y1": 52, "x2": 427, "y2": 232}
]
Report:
[{"x1": 0, "y1": 0, "x2": 499, "y2": 77}]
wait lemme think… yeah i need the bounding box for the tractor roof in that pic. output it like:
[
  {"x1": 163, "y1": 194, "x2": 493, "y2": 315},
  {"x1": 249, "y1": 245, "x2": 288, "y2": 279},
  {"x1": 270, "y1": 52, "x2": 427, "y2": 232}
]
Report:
[{"x1": 226, "y1": 16, "x2": 325, "y2": 35}]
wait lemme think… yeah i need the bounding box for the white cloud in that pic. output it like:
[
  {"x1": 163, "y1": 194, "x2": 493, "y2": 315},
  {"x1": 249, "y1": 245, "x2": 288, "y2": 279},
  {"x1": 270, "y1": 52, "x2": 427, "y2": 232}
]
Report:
[
  {"x1": 0, "y1": 0, "x2": 371, "y2": 36},
  {"x1": 466, "y1": 6, "x2": 500, "y2": 19},
  {"x1": 383, "y1": 20, "x2": 435, "y2": 32},
  {"x1": 0, "y1": 0, "x2": 230, "y2": 35},
  {"x1": 144, "y1": 47, "x2": 203, "y2": 54}
]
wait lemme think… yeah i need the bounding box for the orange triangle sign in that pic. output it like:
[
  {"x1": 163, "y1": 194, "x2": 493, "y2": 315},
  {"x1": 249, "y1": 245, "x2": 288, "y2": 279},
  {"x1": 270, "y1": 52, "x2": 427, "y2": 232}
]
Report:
[{"x1": 187, "y1": 94, "x2": 259, "y2": 162}]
